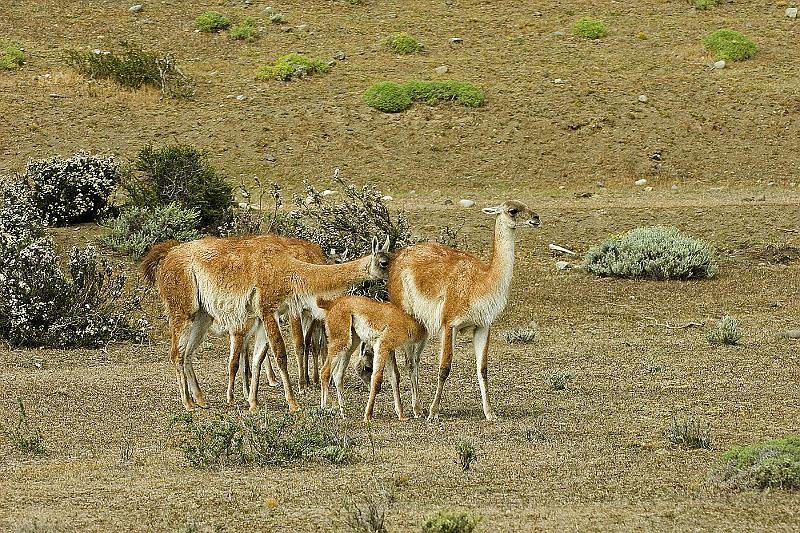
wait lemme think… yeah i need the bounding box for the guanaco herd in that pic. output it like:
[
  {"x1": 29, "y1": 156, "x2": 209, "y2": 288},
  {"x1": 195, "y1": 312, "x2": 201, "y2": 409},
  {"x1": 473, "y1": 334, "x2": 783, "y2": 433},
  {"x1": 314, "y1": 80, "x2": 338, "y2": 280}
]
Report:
[{"x1": 141, "y1": 200, "x2": 540, "y2": 422}]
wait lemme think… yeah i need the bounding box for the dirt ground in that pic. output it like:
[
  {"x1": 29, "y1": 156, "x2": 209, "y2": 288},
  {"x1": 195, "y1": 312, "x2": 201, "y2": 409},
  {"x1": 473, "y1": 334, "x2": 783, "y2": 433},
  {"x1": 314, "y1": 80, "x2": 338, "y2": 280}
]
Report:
[{"x1": 1, "y1": 1, "x2": 799, "y2": 531}]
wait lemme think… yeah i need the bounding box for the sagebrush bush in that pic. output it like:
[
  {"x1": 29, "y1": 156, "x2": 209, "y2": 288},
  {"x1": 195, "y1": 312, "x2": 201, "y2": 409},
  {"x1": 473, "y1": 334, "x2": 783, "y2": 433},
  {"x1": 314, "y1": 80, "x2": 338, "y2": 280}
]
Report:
[
  {"x1": 123, "y1": 143, "x2": 233, "y2": 226},
  {"x1": 344, "y1": 489, "x2": 393, "y2": 533},
  {"x1": 703, "y1": 29, "x2": 757, "y2": 62},
  {"x1": 0, "y1": 182, "x2": 147, "y2": 348},
  {"x1": 573, "y1": 17, "x2": 608, "y2": 39},
  {"x1": 230, "y1": 17, "x2": 258, "y2": 41},
  {"x1": 707, "y1": 315, "x2": 742, "y2": 345},
  {"x1": 543, "y1": 369, "x2": 575, "y2": 391},
  {"x1": 385, "y1": 32, "x2": 423, "y2": 54},
  {"x1": 364, "y1": 80, "x2": 484, "y2": 113},
  {"x1": 721, "y1": 437, "x2": 800, "y2": 490},
  {"x1": 65, "y1": 42, "x2": 194, "y2": 97},
  {"x1": 22, "y1": 152, "x2": 119, "y2": 226},
  {"x1": 455, "y1": 438, "x2": 478, "y2": 471},
  {"x1": 0, "y1": 45, "x2": 24, "y2": 70},
  {"x1": 195, "y1": 11, "x2": 231, "y2": 32},
  {"x1": 666, "y1": 416, "x2": 712, "y2": 449},
  {"x1": 256, "y1": 52, "x2": 330, "y2": 81},
  {"x1": 3, "y1": 398, "x2": 45, "y2": 455},
  {"x1": 501, "y1": 323, "x2": 538, "y2": 344},
  {"x1": 99, "y1": 203, "x2": 201, "y2": 259},
  {"x1": 422, "y1": 510, "x2": 482, "y2": 533},
  {"x1": 583, "y1": 226, "x2": 717, "y2": 280},
  {"x1": 170, "y1": 409, "x2": 356, "y2": 467}
]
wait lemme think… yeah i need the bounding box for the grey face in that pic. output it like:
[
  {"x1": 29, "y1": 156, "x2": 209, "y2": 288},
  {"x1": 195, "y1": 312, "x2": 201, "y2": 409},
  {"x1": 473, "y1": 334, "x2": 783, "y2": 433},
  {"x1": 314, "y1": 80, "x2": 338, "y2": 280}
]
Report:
[{"x1": 504, "y1": 200, "x2": 540, "y2": 227}]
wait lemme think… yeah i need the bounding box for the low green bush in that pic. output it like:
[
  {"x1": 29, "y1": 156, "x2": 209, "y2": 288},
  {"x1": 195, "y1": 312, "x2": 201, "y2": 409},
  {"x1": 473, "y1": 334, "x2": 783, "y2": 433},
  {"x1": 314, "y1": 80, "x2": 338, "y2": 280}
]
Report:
[
  {"x1": 422, "y1": 510, "x2": 481, "y2": 533},
  {"x1": 707, "y1": 315, "x2": 742, "y2": 345},
  {"x1": 195, "y1": 11, "x2": 231, "y2": 32},
  {"x1": 692, "y1": 0, "x2": 715, "y2": 10},
  {"x1": 364, "y1": 81, "x2": 412, "y2": 112},
  {"x1": 385, "y1": 32, "x2": 423, "y2": 54},
  {"x1": 100, "y1": 203, "x2": 201, "y2": 259},
  {"x1": 703, "y1": 29, "x2": 757, "y2": 62},
  {"x1": 721, "y1": 437, "x2": 800, "y2": 490},
  {"x1": 583, "y1": 226, "x2": 717, "y2": 280},
  {"x1": 256, "y1": 52, "x2": 330, "y2": 81},
  {"x1": 455, "y1": 438, "x2": 477, "y2": 471},
  {"x1": 364, "y1": 80, "x2": 484, "y2": 112},
  {"x1": 573, "y1": 17, "x2": 608, "y2": 39},
  {"x1": 0, "y1": 45, "x2": 24, "y2": 70},
  {"x1": 230, "y1": 17, "x2": 258, "y2": 41}
]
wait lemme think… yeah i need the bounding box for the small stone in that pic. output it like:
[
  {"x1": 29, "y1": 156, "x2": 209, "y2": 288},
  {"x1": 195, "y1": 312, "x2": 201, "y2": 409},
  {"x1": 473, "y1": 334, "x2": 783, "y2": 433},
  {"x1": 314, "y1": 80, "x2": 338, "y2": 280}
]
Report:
[
  {"x1": 448, "y1": 37, "x2": 463, "y2": 43},
  {"x1": 458, "y1": 199, "x2": 475, "y2": 208},
  {"x1": 296, "y1": 24, "x2": 308, "y2": 32},
  {"x1": 671, "y1": 184, "x2": 678, "y2": 190},
  {"x1": 321, "y1": 189, "x2": 336, "y2": 197},
  {"x1": 713, "y1": 60, "x2": 726, "y2": 69},
  {"x1": 129, "y1": 4, "x2": 143, "y2": 13},
  {"x1": 555, "y1": 261, "x2": 571, "y2": 270},
  {"x1": 327, "y1": 60, "x2": 336, "y2": 67},
  {"x1": 645, "y1": 186, "x2": 653, "y2": 192},
  {"x1": 236, "y1": 94, "x2": 246, "y2": 101},
  {"x1": 443, "y1": 198, "x2": 454, "y2": 205},
  {"x1": 553, "y1": 31, "x2": 565, "y2": 37},
  {"x1": 265, "y1": 154, "x2": 276, "y2": 162},
  {"x1": 282, "y1": 26, "x2": 293, "y2": 33},
  {"x1": 553, "y1": 78, "x2": 566, "y2": 84},
  {"x1": 532, "y1": 11, "x2": 543, "y2": 16},
  {"x1": 596, "y1": 181, "x2": 605, "y2": 188},
  {"x1": 238, "y1": 202, "x2": 249, "y2": 209},
  {"x1": 754, "y1": 194, "x2": 766, "y2": 202},
  {"x1": 635, "y1": 178, "x2": 648, "y2": 186},
  {"x1": 638, "y1": 94, "x2": 648, "y2": 103},
  {"x1": 333, "y1": 51, "x2": 346, "y2": 61},
  {"x1": 382, "y1": 195, "x2": 394, "y2": 202},
  {"x1": 434, "y1": 65, "x2": 449, "y2": 75},
  {"x1": 786, "y1": 7, "x2": 798, "y2": 18}
]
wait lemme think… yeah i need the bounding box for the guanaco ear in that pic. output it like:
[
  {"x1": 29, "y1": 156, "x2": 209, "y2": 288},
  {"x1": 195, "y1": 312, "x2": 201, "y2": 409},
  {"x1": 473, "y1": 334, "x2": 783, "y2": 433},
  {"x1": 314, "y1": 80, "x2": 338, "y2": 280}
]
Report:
[
  {"x1": 381, "y1": 235, "x2": 390, "y2": 252},
  {"x1": 371, "y1": 236, "x2": 379, "y2": 254},
  {"x1": 482, "y1": 206, "x2": 502, "y2": 215}
]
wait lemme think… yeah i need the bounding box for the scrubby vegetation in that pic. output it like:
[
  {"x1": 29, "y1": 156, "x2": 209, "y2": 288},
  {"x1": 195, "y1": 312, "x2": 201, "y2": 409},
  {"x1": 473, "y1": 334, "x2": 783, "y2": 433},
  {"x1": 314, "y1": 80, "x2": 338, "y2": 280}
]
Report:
[
  {"x1": 385, "y1": 32, "x2": 423, "y2": 54},
  {"x1": 583, "y1": 226, "x2": 717, "y2": 280},
  {"x1": 64, "y1": 42, "x2": 193, "y2": 96},
  {"x1": 692, "y1": 0, "x2": 715, "y2": 10},
  {"x1": 3, "y1": 398, "x2": 45, "y2": 456},
  {"x1": 122, "y1": 143, "x2": 233, "y2": 226},
  {"x1": 99, "y1": 203, "x2": 201, "y2": 259},
  {"x1": 721, "y1": 437, "x2": 800, "y2": 490},
  {"x1": 422, "y1": 510, "x2": 482, "y2": 533},
  {"x1": 543, "y1": 369, "x2": 575, "y2": 391},
  {"x1": 230, "y1": 17, "x2": 259, "y2": 41},
  {"x1": 666, "y1": 416, "x2": 712, "y2": 449},
  {"x1": 455, "y1": 438, "x2": 478, "y2": 471},
  {"x1": 256, "y1": 52, "x2": 330, "y2": 81},
  {"x1": 364, "y1": 80, "x2": 484, "y2": 112},
  {"x1": 573, "y1": 17, "x2": 608, "y2": 39},
  {"x1": 344, "y1": 487, "x2": 394, "y2": 533},
  {"x1": 501, "y1": 323, "x2": 538, "y2": 344},
  {"x1": 195, "y1": 11, "x2": 231, "y2": 32},
  {"x1": 0, "y1": 44, "x2": 24, "y2": 70},
  {"x1": 707, "y1": 315, "x2": 743, "y2": 345},
  {"x1": 169, "y1": 409, "x2": 356, "y2": 468},
  {"x1": 703, "y1": 29, "x2": 757, "y2": 62}
]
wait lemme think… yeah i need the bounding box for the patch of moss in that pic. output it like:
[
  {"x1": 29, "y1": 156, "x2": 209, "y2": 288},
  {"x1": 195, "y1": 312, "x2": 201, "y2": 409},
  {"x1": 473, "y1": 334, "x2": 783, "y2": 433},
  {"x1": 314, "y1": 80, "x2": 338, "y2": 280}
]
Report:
[
  {"x1": 364, "y1": 80, "x2": 484, "y2": 113},
  {"x1": 722, "y1": 436, "x2": 800, "y2": 489},
  {"x1": 573, "y1": 17, "x2": 608, "y2": 39},
  {"x1": 386, "y1": 32, "x2": 423, "y2": 54},
  {"x1": 363, "y1": 81, "x2": 412, "y2": 112},
  {"x1": 256, "y1": 53, "x2": 330, "y2": 81},
  {"x1": 195, "y1": 11, "x2": 231, "y2": 33},
  {"x1": 703, "y1": 29, "x2": 757, "y2": 61},
  {"x1": 230, "y1": 17, "x2": 258, "y2": 41},
  {"x1": 0, "y1": 46, "x2": 24, "y2": 70}
]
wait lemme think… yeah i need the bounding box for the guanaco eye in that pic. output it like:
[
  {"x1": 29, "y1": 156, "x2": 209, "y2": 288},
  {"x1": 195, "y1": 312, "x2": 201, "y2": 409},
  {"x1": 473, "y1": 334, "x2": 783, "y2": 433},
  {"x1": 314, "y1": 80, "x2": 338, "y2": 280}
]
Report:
[{"x1": 508, "y1": 208, "x2": 519, "y2": 215}]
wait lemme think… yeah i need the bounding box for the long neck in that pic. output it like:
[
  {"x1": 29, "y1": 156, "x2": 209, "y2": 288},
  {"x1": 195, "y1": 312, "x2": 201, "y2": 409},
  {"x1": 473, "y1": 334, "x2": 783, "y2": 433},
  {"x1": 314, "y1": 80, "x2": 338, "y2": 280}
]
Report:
[
  {"x1": 291, "y1": 256, "x2": 371, "y2": 295},
  {"x1": 485, "y1": 219, "x2": 516, "y2": 294}
]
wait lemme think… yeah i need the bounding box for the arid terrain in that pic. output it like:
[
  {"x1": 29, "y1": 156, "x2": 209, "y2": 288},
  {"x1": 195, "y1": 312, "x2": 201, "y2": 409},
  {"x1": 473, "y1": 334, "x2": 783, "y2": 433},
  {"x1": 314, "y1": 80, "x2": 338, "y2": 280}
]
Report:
[{"x1": 1, "y1": 1, "x2": 799, "y2": 531}]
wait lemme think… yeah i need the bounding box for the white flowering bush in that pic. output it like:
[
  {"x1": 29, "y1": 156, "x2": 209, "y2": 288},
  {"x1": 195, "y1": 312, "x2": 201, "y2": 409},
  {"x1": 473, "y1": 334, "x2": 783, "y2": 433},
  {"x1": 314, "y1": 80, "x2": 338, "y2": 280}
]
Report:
[
  {"x1": 583, "y1": 226, "x2": 717, "y2": 280},
  {"x1": 0, "y1": 182, "x2": 147, "y2": 348},
  {"x1": 100, "y1": 203, "x2": 201, "y2": 259},
  {"x1": 24, "y1": 152, "x2": 119, "y2": 226}
]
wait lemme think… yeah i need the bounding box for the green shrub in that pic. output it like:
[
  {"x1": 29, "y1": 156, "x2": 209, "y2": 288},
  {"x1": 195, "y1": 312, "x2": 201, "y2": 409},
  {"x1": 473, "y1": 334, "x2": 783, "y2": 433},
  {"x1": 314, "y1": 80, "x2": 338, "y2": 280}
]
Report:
[
  {"x1": 230, "y1": 17, "x2": 258, "y2": 41},
  {"x1": 543, "y1": 369, "x2": 575, "y2": 391},
  {"x1": 721, "y1": 437, "x2": 800, "y2": 490},
  {"x1": 501, "y1": 323, "x2": 538, "y2": 344},
  {"x1": 123, "y1": 143, "x2": 233, "y2": 226},
  {"x1": 707, "y1": 315, "x2": 742, "y2": 345},
  {"x1": 99, "y1": 203, "x2": 201, "y2": 259},
  {"x1": 573, "y1": 17, "x2": 608, "y2": 39},
  {"x1": 3, "y1": 398, "x2": 45, "y2": 455},
  {"x1": 422, "y1": 510, "x2": 481, "y2": 533},
  {"x1": 170, "y1": 409, "x2": 356, "y2": 467},
  {"x1": 583, "y1": 226, "x2": 717, "y2": 280},
  {"x1": 0, "y1": 45, "x2": 24, "y2": 70},
  {"x1": 455, "y1": 438, "x2": 477, "y2": 471},
  {"x1": 23, "y1": 152, "x2": 119, "y2": 226},
  {"x1": 364, "y1": 80, "x2": 484, "y2": 113},
  {"x1": 64, "y1": 42, "x2": 193, "y2": 97},
  {"x1": 692, "y1": 0, "x2": 715, "y2": 10},
  {"x1": 703, "y1": 29, "x2": 757, "y2": 62},
  {"x1": 256, "y1": 52, "x2": 330, "y2": 81},
  {"x1": 269, "y1": 13, "x2": 286, "y2": 24},
  {"x1": 385, "y1": 32, "x2": 423, "y2": 54},
  {"x1": 195, "y1": 11, "x2": 231, "y2": 32},
  {"x1": 666, "y1": 416, "x2": 712, "y2": 449}
]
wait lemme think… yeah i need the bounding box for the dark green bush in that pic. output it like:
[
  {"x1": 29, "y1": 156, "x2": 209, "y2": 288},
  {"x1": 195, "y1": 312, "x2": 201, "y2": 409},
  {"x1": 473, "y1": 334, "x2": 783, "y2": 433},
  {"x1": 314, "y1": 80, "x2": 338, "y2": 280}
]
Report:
[
  {"x1": 385, "y1": 32, "x2": 423, "y2": 54},
  {"x1": 583, "y1": 226, "x2": 717, "y2": 280},
  {"x1": 364, "y1": 80, "x2": 484, "y2": 113},
  {"x1": 0, "y1": 45, "x2": 24, "y2": 70},
  {"x1": 703, "y1": 29, "x2": 757, "y2": 62},
  {"x1": 721, "y1": 437, "x2": 800, "y2": 489},
  {"x1": 195, "y1": 11, "x2": 231, "y2": 32},
  {"x1": 256, "y1": 53, "x2": 330, "y2": 81},
  {"x1": 99, "y1": 203, "x2": 201, "y2": 259},
  {"x1": 123, "y1": 143, "x2": 233, "y2": 226},
  {"x1": 422, "y1": 510, "x2": 481, "y2": 533},
  {"x1": 573, "y1": 17, "x2": 608, "y2": 39},
  {"x1": 64, "y1": 42, "x2": 194, "y2": 97}
]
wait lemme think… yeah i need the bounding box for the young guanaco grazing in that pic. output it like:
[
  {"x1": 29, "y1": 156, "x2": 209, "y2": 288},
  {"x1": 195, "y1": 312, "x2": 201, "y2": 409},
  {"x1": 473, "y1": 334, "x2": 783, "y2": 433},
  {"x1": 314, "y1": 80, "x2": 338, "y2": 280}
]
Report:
[
  {"x1": 141, "y1": 235, "x2": 391, "y2": 413},
  {"x1": 317, "y1": 295, "x2": 426, "y2": 422},
  {"x1": 387, "y1": 200, "x2": 540, "y2": 421}
]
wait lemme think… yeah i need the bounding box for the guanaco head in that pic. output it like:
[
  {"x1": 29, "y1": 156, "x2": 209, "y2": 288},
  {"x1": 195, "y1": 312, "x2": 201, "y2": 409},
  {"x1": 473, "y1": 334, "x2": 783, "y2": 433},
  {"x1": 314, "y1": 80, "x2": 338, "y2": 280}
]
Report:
[
  {"x1": 481, "y1": 200, "x2": 540, "y2": 229},
  {"x1": 368, "y1": 235, "x2": 392, "y2": 280}
]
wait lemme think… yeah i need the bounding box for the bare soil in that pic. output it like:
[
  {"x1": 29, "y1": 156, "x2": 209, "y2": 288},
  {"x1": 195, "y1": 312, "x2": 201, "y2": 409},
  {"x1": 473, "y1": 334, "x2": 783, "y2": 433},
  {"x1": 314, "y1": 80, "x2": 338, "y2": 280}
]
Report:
[{"x1": 1, "y1": 1, "x2": 799, "y2": 532}]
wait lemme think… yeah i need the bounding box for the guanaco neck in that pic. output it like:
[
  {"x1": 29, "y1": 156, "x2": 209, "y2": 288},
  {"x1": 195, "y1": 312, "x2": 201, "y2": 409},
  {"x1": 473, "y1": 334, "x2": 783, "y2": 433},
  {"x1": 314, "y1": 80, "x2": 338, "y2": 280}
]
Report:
[
  {"x1": 482, "y1": 217, "x2": 516, "y2": 296},
  {"x1": 290, "y1": 256, "x2": 372, "y2": 295}
]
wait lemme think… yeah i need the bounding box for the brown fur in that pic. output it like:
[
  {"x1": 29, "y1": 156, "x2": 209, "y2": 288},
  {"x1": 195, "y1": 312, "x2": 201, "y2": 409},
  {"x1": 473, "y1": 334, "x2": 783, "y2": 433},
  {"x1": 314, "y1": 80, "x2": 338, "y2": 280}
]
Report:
[{"x1": 140, "y1": 240, "x2": 180, "y2": 286}]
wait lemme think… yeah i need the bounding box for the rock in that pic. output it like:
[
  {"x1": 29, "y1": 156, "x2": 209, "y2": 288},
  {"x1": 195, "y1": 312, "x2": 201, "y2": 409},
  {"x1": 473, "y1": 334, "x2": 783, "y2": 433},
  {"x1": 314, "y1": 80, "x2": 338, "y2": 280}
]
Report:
[
  {"x1": 327, "y1": 60, "x2": 336, "y2": 67},
  {"x1": 787, "y1": 7, "x2": 798, "y2": 18},
  {"x1": 638, "y1": 94, "x2": 648, "y2": 103},
  {"x1": 596, "y1": 181, "x2": 605, "y2": 188},
  {"x1": 321, "y1": 189, "x2": 336, "y2": 197},
  {"x1": 296, "y1": 24, "x2": 308, "y2": 32},
  {"x1": 434, "y1": 65, "x2": 449, "y2": 75},
  {"x1": 265, "y1": 154, "x2": 276, "y2": 162},
  {"x1": 645, "y1": 186, "x2": 653, "y2": 192},
  {"x1": 635, "y1": 178, "x2": 648, "y2": 186},
  {"x1": 754, "y1": 194, "x2": 766, "y2": 202},
  {"x1": 382, "y1": 195, "x2": 394, "y2": 202},
  {"x1": 778, "y1": 330, "x2": 800, "y2": 338},
  {"x1": 553, "y1": 78, "x2": 566, "y2": 84},
  {"x1": 238, "y1": 202, "x2": 249, "y2": 209},
  {"x1": 549, "y1": 244, "x2": 576, "y2": 255},
  {"x1": 532, "y1": 11, "x2": 543, "y2": 16},
  {"x1": 129, "y1": 4, "x2": 144, "y2": 13},
  {"x1": 458, "y1": 199, "x2": 475, "y2": 208},
  {"x1": 236, "y1": 94, "x2": 246, "y2": 101},
  {"x1": 713, "y1": 60, "x2": 726, "y2": 69},
  {"x1": 448, "y1": 37, "x2": 463, "y2": 43},
  {"x1": 553, "y1": 31, "x2": 565, "y2": 37},
  {"x1": 555, "y1": 261, "x2": 571, "y2": 270},
  {"x1": 443, "y1": 198, "x2": 454, "y2": 205},
  {"x1": 333, "y1": 51, "x2": 346, "y2": 61},
  {"x1": 671, "y1": 184, "x2": 678, "y2": 190}
]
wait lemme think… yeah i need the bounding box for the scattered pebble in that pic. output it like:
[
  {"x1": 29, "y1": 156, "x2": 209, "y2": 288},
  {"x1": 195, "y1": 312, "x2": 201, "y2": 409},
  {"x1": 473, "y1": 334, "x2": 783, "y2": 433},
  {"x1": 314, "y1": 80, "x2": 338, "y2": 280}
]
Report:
[
  {"x1": 296, "y1": 24, "x2": 308, "y2": 31},
  {"x1": 382, "y1": 195, "x2": 394, "y2": 202},
  {"x1": 645, "y1": 186, "x2": 653, "y2": 192},
  {"x1": 713, "y1": 60, "x2": 726, "y2": 69},
  {"x1": 671, "y1": 184, "x2": 678, "y2": 190},
  {"x1": 265, "y1": 154, "x2": 276, "y2": 162},
  {"x1": 443, "y1": 198, "x2": 454, "y2": 205},
  {"x1": 596, "y1": 181, "x2": 605, "y2": 188},
  {"x1": 638, "y1": 94, "x2": 648, "y2": 103},
  {"x1": 553, "y1": 78, "x2": 566, "y2": 84},
  {"x1": 321, "y1": 189, "x2": 336, "y2": 197},
  {"x1": 553, "y1": 31, "x2": 565, "y2": 37},
  {"x1": 434, "y1": 65, "x2": 449, "y2": 75},
  {"x1": 754, "y1": 194, "x2": 766, "y2": 202},
  {"x1": 532, "y1": 11, "x2": 543, "y2": 16},
  {"x1": 129, "y1": 4, "x2": 143, "y2": 13},
  {"x1": 236, "y1": 94, "x2": 246, "y2": 101},
  {"x1": 787, "y1": 7, "x2": 798, "y2": 19},
  {"x1": 333, "y1": 51, "x2": 346, "y2": 61},
  {"x1": 635, "y1": 178, "x2": 648, "y2": 186},
  {"x1": 448, "y1": 37, "x2": 463, "y2": 43},
  {"x1": 555, "y1": 261, "x2": 571, "y2": 270},
  {"x1": 238, "y1": 202, "x2": 249, "y2": 209},
  {"x1": 327, "y1": 60, "x2": 336, "y2": 67},
  {"x1": 458, "y1": 199, "x2": 475, "y2": 208}
]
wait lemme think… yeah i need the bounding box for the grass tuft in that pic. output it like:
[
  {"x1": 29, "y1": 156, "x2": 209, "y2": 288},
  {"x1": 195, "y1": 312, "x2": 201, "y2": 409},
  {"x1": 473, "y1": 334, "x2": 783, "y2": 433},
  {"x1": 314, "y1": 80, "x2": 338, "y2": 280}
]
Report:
[
  {"x1": 195, "y1": 11, "x2": 231, "y2": 32},
  {"x1": 692, "y1": 0, "x2": 716, "y2": 10},
  {"x1": 455, "y1": 438, "x2": 478, "y2": 471},
  {"x1": 364, "y1": 80, "x2": 484, "y2": 112},
  {"x1": 99, "y1": 203, "x2": 202, "y2": 259},
  {"x1": 707, "y1": 315, "x2": 742, "y2": 345},
  {"x1": 256, "y1": 52, "x2": 330, "y2": 81},
  {"x1": 543, "y1": 369, "x2": 575, "y2": 391},
  {"x1": 1, "y1": 45, "x2": 25, "y2": 70},
  {"x1": 422, "y1": 510, "x2": 482, "y2": 533},
  {"x1": 573, "y1": 17, "x2": 608, "y2": 39},
  {"x1": 721, "y1": 436, "x2": 800, "y2": 490},
  {"x1": 666, "y1": 416, "x2": 712, "y2": 449},
  {"x1": 703, "y1": 29, "x2": 757, "y2": 62},
  {"x1": 385, "y1": 32, "x2": 423, "y2": 54},
  {"x1": 3, "y1": 398, "x2": 45, "y2": 455},
  {"x1": 230, "y1": 17, "x2": 259, "y2": 41}
]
